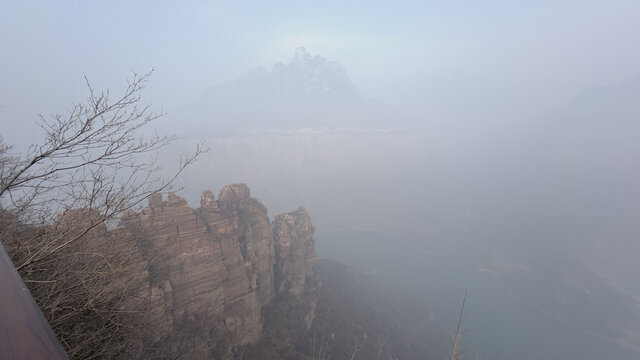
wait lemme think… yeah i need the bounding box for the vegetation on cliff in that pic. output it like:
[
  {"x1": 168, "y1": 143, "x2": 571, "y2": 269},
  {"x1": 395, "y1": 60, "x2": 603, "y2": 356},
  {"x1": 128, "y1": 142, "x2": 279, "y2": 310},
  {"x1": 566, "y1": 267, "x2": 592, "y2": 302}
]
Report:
[{"x1": 0, "y1": 74, "x2": 203, "y2": 358}]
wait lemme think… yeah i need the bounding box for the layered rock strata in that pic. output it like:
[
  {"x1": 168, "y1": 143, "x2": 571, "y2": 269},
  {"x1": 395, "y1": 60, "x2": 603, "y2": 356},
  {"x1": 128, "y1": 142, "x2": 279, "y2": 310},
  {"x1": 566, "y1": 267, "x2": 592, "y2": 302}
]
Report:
[
  {"x1": 119, "y1": 184, "x2": 317, "y2": 351},
  {"x1": 273, "y1": 207, "x2": 317, "y2": 296}
]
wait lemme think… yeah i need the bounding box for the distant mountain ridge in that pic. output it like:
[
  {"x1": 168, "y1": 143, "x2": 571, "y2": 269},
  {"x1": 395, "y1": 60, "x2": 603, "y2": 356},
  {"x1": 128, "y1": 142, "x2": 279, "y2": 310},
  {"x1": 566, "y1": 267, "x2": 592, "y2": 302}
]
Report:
[
  {"x1": 204, "y1": 47, "x2": 360, "y2": 100},
  {"x1": 190, "y1": 47, "x2": 388, "y2": 133}
]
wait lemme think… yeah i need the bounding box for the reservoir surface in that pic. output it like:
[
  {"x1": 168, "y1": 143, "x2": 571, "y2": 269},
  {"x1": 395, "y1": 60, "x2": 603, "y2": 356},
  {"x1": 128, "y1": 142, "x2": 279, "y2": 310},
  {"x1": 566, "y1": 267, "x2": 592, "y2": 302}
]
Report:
[{"x1": 315, "y1": 230, "x2": 638, "y2": 360}]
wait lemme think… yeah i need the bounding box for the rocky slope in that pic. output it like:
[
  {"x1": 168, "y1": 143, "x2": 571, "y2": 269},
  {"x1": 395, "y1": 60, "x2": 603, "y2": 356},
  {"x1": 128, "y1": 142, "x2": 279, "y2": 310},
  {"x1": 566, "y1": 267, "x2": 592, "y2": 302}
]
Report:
[
  {"x1": 118, "y1": 184, "x2": 317, "y2": 357},
  {"x1": 241, "y1": 259, "x2": 449, "y2": 360},
  {"x1": 109, "y1": 183, "x2": 448, "y2": 359}
]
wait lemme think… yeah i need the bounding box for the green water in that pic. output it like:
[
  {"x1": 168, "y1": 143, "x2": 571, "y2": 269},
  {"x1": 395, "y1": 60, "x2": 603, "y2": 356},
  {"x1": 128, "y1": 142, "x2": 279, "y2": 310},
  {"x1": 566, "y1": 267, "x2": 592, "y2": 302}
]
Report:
[{"x1": 315, "y1": 230, "x2": 638, "y2": 360}]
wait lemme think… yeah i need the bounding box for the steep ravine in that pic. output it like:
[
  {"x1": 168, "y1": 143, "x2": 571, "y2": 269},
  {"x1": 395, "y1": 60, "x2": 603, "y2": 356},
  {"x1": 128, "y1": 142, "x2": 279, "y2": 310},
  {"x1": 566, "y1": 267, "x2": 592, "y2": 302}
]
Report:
[{"x1": 118, "y1": 184, "x2": 445, "y2": 359}]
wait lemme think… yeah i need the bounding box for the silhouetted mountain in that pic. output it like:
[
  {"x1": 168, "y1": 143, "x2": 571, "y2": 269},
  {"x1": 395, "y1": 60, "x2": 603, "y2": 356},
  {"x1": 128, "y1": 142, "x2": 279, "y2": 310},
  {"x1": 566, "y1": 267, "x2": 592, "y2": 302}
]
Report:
[
  {"x1": 188, "y1": 47, "x2": 389, "y2": 133},
  {"x1": 204, "y1": 47, "x2": 360, "y2": 101}
]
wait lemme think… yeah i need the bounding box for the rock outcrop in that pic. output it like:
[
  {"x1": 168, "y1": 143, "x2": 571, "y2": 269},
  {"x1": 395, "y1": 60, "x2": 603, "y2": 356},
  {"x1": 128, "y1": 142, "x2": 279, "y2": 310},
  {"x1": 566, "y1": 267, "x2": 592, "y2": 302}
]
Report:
[
  {"x1": 273, "y1": 207, "x2": 317, "y2": 296},
  {"x1": 118, "y1": 184, "x2": 317, "y2": 356}
]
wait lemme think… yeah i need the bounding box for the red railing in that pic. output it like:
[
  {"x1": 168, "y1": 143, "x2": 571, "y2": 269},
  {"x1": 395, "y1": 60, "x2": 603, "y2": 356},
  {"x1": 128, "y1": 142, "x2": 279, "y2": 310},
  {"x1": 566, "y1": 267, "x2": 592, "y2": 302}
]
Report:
[{"x1": 0, "y1": 243, "x2": 68, "y2": 359}]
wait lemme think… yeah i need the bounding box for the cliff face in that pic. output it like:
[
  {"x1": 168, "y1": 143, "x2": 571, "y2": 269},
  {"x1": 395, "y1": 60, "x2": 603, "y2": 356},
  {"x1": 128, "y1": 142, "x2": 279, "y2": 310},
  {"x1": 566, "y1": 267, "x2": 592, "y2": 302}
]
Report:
[
  {"x1": 273, "y1": 207, "x2": 317, "y2": 296},
  {"x1": 120, "y1": 184, "x2": 317, "y2": 355}
]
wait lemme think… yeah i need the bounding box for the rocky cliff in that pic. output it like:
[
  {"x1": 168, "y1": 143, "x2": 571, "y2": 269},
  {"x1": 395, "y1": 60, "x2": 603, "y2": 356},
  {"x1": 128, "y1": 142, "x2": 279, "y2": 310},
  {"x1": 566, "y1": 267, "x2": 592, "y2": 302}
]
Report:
[
  {"x1": 118, "y1": 184, "x2": 317, "y2": 357},
  {"x1": 3, "y1": 182, "x2": 448, "y2": 359}
]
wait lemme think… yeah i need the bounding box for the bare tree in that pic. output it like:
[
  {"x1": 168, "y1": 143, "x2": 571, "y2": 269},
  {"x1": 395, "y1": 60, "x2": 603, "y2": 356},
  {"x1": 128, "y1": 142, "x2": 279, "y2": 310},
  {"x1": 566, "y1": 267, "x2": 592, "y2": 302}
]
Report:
[
  {"x1": 1, "y1": 71, "x2": 203, "y2": 268},
  {"x1": 349, "y1": 333, "x2": 365, "y2": 360},
  {"x1": 375, "y1": 337, "x2": 387, "y2": 360},
  {"x1": 309, "y1": 335, "x2": 330, "y2": 360},
  {"x1": 0, "y1": 71, "x2": 205, "y2": 358}
]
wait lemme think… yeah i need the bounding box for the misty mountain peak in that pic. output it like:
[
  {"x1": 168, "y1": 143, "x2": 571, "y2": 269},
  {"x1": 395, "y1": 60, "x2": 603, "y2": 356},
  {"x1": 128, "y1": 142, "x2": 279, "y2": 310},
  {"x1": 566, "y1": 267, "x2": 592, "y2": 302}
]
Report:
[
  {"x1": 194, "y1": 48, "x2": 387, "y2": 131},
  {"x1": 203, "y1": 47, "x2": 359, "y2": 100},
  {"x1": 293, "y1": 46, "x2": 312, "y2": 63}
]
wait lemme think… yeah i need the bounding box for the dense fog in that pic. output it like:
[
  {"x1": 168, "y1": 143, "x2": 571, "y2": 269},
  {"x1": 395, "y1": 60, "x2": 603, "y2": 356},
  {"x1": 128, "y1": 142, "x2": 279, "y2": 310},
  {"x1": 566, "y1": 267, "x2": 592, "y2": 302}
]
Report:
[{"x1": 2, "y1": 1, "x2": 639, "y2": 359}]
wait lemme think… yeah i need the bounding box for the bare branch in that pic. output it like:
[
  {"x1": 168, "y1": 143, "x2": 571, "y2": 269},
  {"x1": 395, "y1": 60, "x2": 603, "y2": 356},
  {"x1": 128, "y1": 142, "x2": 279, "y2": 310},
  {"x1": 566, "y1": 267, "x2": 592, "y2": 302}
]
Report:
[
  {"x1": 451, "y1": 291, "x2": 467, "y2": 360},
  {"x1": 0, "y1": 72, "x2": 206, "y2": 359}
]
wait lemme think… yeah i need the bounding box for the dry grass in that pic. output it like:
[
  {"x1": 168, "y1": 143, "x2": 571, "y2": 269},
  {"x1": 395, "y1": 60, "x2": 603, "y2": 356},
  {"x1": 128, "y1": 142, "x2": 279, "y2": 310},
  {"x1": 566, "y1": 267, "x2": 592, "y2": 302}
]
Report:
[{"x1": 451, "y1": 291, "x2": 467, "y2": 360}]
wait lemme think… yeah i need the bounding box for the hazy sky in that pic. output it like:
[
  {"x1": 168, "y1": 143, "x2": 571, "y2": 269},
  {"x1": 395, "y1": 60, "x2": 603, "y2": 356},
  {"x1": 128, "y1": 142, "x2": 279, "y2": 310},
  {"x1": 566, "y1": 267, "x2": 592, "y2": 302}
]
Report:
[{"x1": 2, "y1": 0, "x2": 639, "y2": 143}]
